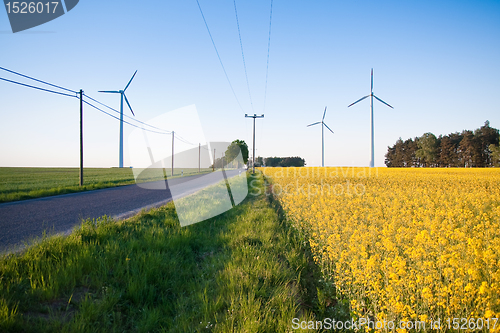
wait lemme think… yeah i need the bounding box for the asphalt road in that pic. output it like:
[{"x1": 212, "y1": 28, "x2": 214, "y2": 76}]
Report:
[{"x1": 0, "y1": 170, "x2": 242, "y2": 254}]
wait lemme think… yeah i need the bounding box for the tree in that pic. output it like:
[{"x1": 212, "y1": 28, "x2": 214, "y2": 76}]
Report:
[
  {"x1": 489, "y1": 144, "x2": 500, "y2": 167},
  {"x1": 386, "y1": 121, "x2": 500, "y2": 168},
  {"x1": 264, "y1": 157, "x2": 281, "y2": 167},
  {"x1": 458, "y1": 130, "x2": 476, "y2": 167},
  {"x1": 385, "y1": 138, "x2": 405, "y2": 167},
  {"x1": 225, "y1": 140, "x2": 249, "y2": 166},
  {"x1": 475, "y1": 121, "x2": 499, "y2": 166},
  {"x1": 416, "y1": 133, "x2": 438, "y2": 167},
  {"x1": 263, "y1": 156, "x2": 305, "y2": 167},
  {"x1": 403, "y1": 138, "x2": 419, "y2": 167},
  {"x1": 385, "y1": 145, "x2": 396, "y2": 167},
  {"x1": 281, "y1": 157, "x2": 305, "y2": 167},
  {"x1": 439, "y1": 135, "x2": 455, "y2": 167},
  {"x1": 447, "y1": 132, "x2": 463, "y2": 167}
]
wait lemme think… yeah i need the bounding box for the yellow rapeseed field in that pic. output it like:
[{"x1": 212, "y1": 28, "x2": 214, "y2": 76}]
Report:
[{"x1": 260, "y1": 167, "x2": 500, "y2": 331}]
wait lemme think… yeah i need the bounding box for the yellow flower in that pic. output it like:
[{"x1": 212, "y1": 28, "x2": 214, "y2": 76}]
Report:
[{"x1": 261, "y1": 167, "x2": 500, "y2": 322}]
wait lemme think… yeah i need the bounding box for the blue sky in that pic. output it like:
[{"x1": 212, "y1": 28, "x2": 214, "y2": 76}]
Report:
[{"x1": 1, "y1": 0, "x2": 499, "y2": 167}]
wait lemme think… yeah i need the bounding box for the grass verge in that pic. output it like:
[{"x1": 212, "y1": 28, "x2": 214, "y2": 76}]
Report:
[{"x1": 0, "y1": 172, "x2": 345, "y2": 332}]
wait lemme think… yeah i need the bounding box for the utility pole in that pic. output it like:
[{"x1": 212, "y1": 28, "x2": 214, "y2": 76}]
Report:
[
  {"x1": 199, "y1": 143, "x2": 201, "y2": 173},
  {"x1": 245, "y1": 114, "x2": 264, "y2": 174},
  {"x1": 79, "y1": 89, "x2": 83, "y2": 186},
  {"x1": 213, "y1": 148, "x2": 216, "y2": 171},
  {"x1": 171, "y1": 131, "x2": 174, "y2": 177}
]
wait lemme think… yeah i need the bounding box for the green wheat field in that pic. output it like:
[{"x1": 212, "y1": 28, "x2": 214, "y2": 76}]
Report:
[{"x1": 0, "y1": 167, "x2": 212, "y2": 203}]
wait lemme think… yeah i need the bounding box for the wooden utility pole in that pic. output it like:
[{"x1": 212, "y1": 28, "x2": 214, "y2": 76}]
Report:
[
  {"x1": 245, "y1": 114, "x2": 264, "y2": 173},
  {"x1": 171, "y1": 131, "x2": 174, "y2": 176},
  {"x1": 79, "y1": 89, "x2": 83, "y2": 186},
  {"x1": 199, "y1": 143, "x2": 201, "y2": 173},
  {"x1": 213, "y1": 148, "x2": 215, "y2": 171}
]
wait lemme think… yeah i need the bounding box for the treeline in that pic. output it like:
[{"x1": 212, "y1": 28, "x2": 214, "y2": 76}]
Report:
[
  {"x1": 255, "y1": 156, "x2": 306, "y2": 167},
  {"x1": 385, "y1": 121, "x2": 500, "y2": 167}
]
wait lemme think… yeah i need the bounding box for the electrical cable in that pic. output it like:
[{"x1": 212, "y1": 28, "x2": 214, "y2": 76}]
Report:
[
  {"x1": 1, "y1": 68, "x2": 207, "y2": 149},
  {"x1": 85, "y1": 99, "x2": 203, "y2": 147},
  {"x1": 82, "y1": 100, "x2": 172, "y2": 135},
  {"x1": 195, "y1": 0, "x2": 245, "y2": 112},
  {"x1": 0, "y1": 77, "x2": 77, "y2": 98},
  {"x1": 174, "y1": 133, "x2": 197, "y2": 146},
  {"x1": 263, "y1": 0, "x2": 273, "y2": 113},
  {"x1": 83, "y1": 93, "x2": 171, "y2": 133},
  {"x1": 0, "y1": 66, "x2": 77, "y2": 94},
  {"x1": 233, "y1": 0, "x2": 254, "y2": 113}
]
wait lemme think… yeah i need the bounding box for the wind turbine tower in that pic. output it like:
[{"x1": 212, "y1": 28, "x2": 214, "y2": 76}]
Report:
[
  {"x1": 99, "y1": 71, "x2": 137, "y2": 168},
  {"x1": 348, "y1": 69, "x2": 393, "y2": 167},
  {"x1": 307, "y1": 106, "x2": 334, "y2": 167}
]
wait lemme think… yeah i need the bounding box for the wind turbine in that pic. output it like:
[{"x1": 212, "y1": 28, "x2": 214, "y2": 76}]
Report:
[
  {"x1": 307, "y1": 106, "x2": 334, "y2": 167},
  {"x1": 99, "y1": 70, "x2": 137, "y2": 168},
  {"x1": 348, "y1": 69, "x2": 393, "y2": 168}
]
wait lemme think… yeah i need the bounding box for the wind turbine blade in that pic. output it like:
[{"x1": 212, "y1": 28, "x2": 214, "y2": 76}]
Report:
[
  {"x1": 373, "y1": 95, "x2": 394, "y2": 109},
  {"x1": 347, "y1": 95, "x2": 369, "y2": 107},
  {"x1": 322, "y1": 106, "x2": 327, "y2": 121},
  {"x1": 307, "y1": 122, "x2": 321, "y2": 127},
  {"x1": 371, "y1": 68, "x2": 373, "y2": 92},
  {"x1": 98, "y1": 90, "x2": 120, "y2": 93},
  {"x1": 124, "y1": 70, "x2": 137, "y2": 92},
  {"x1": 123, "y1": 94, "x2": 135, "y2": 116},
  {"x1": 323, "y1": 122, "x2": 334, "y2": 134}
]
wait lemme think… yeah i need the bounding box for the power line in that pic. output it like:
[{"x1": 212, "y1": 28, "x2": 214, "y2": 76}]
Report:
[
  {"x1": 174, "y1": 133, "x2": 195, "y2": 145},
  {"x1": 0, "y1": 66, "x2": 77, "y2": 94},
  {"x1": 0, "y1": 75, "x2": 199, "y2": 143},
  {"x1": 173, "y1": 133, "x2": 210, "y2": 149},
  {"x1": 85, "y1": 95, "x2": 203, "y2": 147},
  {"x1": 82, "y1": 100, "x2": 172, "y2": 135},
  {"x1": 0, "y1": 75, "x2": 173, "y2": 135},
  {"x1": 195, "y1": 0, "x2": 245, "y2": 112},
  {"x1": 83, "y1": 93, "x2": 171, "y2": 133},
  {"x1": 233, "y1": 0, "x2": 254, "y2": 113},
  {"x1": 83, "y1": 95, "x2": 206, "y2": 146},
  {"x1": 263, "y1": 0, "x2": 273, "y2": 113},
  {"x1": 0, "y1": 68, "x2": 208, "y2": 151},
  {"x1": 0, "y1": 77, "x2": 77, "y2": 98}
]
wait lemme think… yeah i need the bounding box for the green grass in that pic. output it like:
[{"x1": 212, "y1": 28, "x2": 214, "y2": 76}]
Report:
[
  {"x1": 0, "y1": 167, "x2": 212, "y2": 203},
  {"x1": 0, "y1": 172, "x2": 348, "y2": 332}
]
